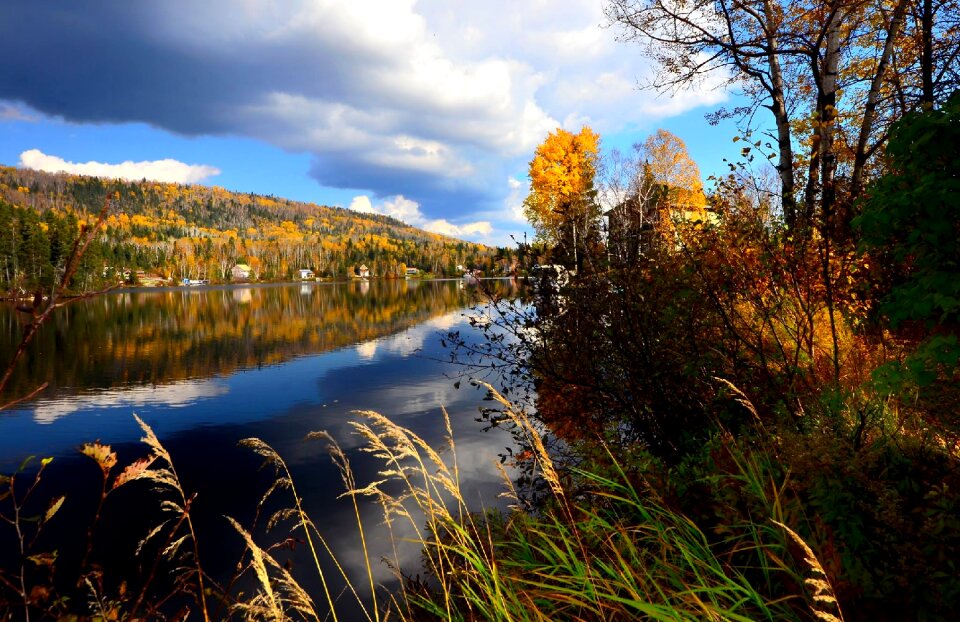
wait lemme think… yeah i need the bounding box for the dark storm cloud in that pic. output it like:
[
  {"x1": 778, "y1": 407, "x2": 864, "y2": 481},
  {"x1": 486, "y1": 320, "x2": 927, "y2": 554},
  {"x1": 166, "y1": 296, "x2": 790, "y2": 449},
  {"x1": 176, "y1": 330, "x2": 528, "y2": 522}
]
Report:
[
  {"x1": 308, "y1": 154, "x2": 490, "y2": 208},
  {"x1": 0, "y1": 1, "x2": 350, "y2": 134}
]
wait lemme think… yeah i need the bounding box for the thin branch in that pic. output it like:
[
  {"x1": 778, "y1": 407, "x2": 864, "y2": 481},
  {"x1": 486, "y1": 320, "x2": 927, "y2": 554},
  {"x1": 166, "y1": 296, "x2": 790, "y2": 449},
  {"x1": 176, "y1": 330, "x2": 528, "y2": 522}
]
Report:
[{"x1": 0, "y1": 196, "x2": 112, "y2": 409}]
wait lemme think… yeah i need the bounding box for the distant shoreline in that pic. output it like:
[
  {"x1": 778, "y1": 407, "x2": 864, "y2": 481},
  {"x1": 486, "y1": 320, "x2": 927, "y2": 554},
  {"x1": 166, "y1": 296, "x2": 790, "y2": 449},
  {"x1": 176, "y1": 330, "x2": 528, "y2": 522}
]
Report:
[{"x1": 1, "y1": 275, "x2": 517, "y2": 301}]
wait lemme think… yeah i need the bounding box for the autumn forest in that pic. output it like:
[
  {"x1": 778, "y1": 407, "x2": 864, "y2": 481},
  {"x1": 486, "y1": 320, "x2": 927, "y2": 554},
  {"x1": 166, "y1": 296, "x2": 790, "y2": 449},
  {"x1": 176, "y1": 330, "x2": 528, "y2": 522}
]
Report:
[{"x1": 0, "y1": 166, "x2": 502, "y2": 293}]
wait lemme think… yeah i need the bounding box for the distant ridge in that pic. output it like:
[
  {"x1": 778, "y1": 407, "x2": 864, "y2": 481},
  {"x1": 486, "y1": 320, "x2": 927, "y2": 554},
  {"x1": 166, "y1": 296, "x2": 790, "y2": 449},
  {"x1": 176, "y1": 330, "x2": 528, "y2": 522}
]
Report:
[{"x1": 0, "y1": 166, "x2": 502, "y2": 289}]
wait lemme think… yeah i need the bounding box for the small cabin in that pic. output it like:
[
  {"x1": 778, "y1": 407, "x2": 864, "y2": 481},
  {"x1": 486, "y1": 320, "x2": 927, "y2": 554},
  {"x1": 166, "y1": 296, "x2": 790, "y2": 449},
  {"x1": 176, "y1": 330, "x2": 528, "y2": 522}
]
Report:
[
  {"x1": 405, "y1": 267, "x2": 420, "y2": 276},
  {"x1": 355, "y1": 264, "x2": 370, "y2": 278},
  {"x1": 232, "y1": 264, "x2": 252, "y2": 280},
  {"x1": 298, "y1": 268, "x2": 315, "y2": 280}
]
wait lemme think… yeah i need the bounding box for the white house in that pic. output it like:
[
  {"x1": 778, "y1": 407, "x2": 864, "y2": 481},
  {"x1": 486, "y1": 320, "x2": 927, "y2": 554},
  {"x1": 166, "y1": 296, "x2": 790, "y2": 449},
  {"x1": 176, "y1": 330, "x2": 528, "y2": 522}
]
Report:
[{"x1": 232, "y1": 264, "x2": 252, "y2": 280}]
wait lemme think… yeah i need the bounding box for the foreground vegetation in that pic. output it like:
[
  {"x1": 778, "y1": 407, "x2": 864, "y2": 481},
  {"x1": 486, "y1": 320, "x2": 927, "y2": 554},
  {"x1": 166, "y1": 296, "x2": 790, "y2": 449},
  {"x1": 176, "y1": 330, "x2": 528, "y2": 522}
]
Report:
[{"x1": 0, "y1": 384, "x2": 849, "y2": 621}]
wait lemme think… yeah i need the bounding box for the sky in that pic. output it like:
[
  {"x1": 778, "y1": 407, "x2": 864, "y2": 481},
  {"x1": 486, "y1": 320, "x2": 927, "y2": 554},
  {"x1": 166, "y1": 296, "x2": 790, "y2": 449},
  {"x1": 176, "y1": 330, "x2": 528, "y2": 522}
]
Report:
[{"x1": 0, "y1": 0, "x2": 744, "y2": 246}]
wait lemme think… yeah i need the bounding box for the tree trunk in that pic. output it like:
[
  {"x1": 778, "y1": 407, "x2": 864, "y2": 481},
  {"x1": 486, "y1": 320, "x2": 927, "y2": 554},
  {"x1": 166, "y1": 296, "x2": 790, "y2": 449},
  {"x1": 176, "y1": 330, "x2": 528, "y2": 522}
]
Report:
[
  {"x1": 851, "y1": 0, "x2": 909, "y2": 200},
  {"x1": 922, "y1": 0, "x2": 934, "y2": 106},
  {"x1": 820, "y1": 2, "x2": 842, "y2": 237},
  {"x1": 762, "y1": 5, "x2": 798, "y2": 228}
]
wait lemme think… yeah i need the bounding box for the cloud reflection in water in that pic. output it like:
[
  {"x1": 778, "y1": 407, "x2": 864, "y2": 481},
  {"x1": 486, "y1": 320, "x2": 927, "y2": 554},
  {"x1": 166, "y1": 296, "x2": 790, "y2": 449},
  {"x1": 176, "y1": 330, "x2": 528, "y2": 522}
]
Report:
[{"x1": 33, "y1": 378, "x2": 230, "y2": 425}]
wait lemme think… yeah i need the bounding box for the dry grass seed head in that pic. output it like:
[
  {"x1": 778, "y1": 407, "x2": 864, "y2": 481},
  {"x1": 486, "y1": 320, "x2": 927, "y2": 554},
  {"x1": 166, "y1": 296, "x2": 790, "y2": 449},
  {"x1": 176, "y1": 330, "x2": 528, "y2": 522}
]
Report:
[
  {"x1": 228, "y1": 516, "x2": 284, "y2": 622},
  {"x1": 137, "y1": 520, "x2": 172, "y2": 556},
  {"x1": 135, "y1": 414, "x2": 171, "y2": 462},
  {"x1": 712, "y1": 377, "x2": 762, "y2": 425},
  {"x1": 160, "y1": 498, "x2": 185, "y2": 515},
  {"x1": 140, "y1": 468, "x2": 179, "y2": 491},
  {"x1": 163, "y1": 535, "x2": 189, "y2": 560},
  {"x1": 112, "y1": 455, "x2": 158, "y2": 490},
  {"x1": 477, "y1": 381, "x2": 562, "y2": 496},
  {"x1": 240, "y1": 437, "x2": 286, "y2": 466},
  {"x1": 307, "y1": 430, "x2": 358, "y2": 491},
  {"x1": 773, "y1": 520, "x2": 844, "y2": 622},
  {"x1": 494, "y1": 461, "x2": 519, "y2": 507},
  {"x1": 349, "y1": 421, "x2": 415, "y2": 468},
  {"x1": 354, "y1": 413, "x2": 420, "y2": 464},
  {"x1": 267, "y1": 507, "x2": 299, "y2": 532}
]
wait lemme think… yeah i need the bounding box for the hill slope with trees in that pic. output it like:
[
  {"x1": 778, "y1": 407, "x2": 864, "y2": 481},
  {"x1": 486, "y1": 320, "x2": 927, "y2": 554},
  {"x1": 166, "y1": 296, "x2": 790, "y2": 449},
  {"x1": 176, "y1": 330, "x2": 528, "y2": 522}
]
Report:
[{"x1": 0, "y1": 166, "x2": 503, "y2": 292}]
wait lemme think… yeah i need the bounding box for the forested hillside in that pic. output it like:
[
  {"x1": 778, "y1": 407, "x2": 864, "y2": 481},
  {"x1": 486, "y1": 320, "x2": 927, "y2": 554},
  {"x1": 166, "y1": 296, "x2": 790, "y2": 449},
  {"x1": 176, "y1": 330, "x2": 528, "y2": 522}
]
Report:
[{"x1": 0, "y1": 166, "x2": 503, "y2": 292}]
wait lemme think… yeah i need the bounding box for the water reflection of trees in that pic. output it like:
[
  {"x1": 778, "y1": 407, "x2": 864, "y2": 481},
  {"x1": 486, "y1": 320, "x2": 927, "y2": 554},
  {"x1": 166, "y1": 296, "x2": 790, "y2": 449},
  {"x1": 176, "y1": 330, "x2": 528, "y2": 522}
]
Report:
[{"x1": 0, "y1": 280, "x2": 518, "y2": 402}]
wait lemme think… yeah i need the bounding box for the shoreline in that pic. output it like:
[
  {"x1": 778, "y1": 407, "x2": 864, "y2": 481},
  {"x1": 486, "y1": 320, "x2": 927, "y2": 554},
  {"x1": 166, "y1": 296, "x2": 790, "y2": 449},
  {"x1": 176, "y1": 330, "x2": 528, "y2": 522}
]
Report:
[{"x1": 0, "y1": 275, "x2": 518, "y2": 300}]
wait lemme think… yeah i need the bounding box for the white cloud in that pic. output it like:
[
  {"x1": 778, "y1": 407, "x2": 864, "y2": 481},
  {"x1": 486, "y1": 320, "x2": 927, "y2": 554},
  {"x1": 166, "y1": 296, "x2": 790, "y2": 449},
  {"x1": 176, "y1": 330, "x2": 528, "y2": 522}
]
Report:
[
  {"x1": 347, "y1": 193, "x2": 423, "y2": 223},
  {"x1": 182, "y1": 1, "x2": 561, "y2": 164},
  {"x1": 459, "y1": 221, "x2": 494, "y2": 236},
  {"x1": 353, "y1": 309, "x2": 462, "y2": 362},
  {"x1": 18, "y1": 149, "x2": 220, "y2": 184},
  {"x1": 347, "y1": 193, "x2": 493, "y2": 240},
  {"x1": 379, "y1": 195, "x2": 425, "y2": 223},
  {"x1": 348, "y1": 195, "x2": 376, "y2": 213},
  {"x1": 505, "y1": 177, "x2": 528, "y2": 223},
  {"x1": 423, "y1": 218, "x2": 493, "y2": 238}
]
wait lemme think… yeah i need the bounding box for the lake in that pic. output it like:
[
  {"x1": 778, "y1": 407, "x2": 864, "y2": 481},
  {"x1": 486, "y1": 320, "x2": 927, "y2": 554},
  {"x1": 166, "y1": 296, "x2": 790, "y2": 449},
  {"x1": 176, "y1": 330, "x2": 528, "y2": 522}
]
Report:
[{"x1": 0, "y1": 279, "x2": 522, "y2": 618}]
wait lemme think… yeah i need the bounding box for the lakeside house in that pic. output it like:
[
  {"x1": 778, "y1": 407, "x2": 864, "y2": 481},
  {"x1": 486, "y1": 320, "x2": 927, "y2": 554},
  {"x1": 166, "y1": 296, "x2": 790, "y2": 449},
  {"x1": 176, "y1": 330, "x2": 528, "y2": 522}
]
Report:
[
  {"x1": 298, "y1": 268, "x2": 315, "y2": 280},
  {"x1": 232, "y1": 264, "x2": 252, "y2": 280},
  {"x1": 607, "y1": 198, "x2": 718, "y2": 262},
  {"x1": 405, "y1": 267, "x2": 420, "y2": 277},
  {"x1": 354, "y1": 264, "x2": 370, "y2": 278},
  {"x1": 102, "y1": 266, "x2": 155, "y2": 284}
]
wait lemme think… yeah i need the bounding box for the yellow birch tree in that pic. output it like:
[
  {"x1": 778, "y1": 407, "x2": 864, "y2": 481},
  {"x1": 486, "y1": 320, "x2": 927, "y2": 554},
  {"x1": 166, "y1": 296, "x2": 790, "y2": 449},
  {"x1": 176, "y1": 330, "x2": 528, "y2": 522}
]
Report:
[{"x1": 524, "y1": 127, "x2": 602, "y2": 269}]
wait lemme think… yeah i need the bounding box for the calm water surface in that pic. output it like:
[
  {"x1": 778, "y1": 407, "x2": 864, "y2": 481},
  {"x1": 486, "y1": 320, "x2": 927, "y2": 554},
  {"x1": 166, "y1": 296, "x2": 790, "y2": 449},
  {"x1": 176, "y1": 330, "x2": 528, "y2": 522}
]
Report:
[{"x1": 0, "y1": 279, "x2": 520, "y2": 617}]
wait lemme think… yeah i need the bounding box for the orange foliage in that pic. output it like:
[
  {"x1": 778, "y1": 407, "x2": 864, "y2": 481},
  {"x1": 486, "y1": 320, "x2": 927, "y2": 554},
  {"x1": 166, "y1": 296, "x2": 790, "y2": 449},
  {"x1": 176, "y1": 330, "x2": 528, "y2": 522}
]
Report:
[{"x1": 524, "y1": 126, "x2": 600, "y2": 244}]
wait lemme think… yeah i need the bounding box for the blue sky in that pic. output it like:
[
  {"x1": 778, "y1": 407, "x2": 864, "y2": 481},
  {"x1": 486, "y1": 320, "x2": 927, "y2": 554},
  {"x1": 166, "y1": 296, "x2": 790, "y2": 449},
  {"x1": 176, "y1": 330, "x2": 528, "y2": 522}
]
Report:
[{"x1": 0, "y1": 0, "x2": 746, "y2": 246}]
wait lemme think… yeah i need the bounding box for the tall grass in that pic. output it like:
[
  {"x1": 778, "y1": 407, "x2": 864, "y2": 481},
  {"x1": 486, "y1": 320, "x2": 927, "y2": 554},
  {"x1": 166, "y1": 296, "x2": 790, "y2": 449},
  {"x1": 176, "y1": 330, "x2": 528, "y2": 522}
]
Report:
[
  {"x1": 1, "y1": 382, "x2": 841, "y2": 620},
  {"x1": 230, "y1": 381, "x2": 841, "y2": 622}
]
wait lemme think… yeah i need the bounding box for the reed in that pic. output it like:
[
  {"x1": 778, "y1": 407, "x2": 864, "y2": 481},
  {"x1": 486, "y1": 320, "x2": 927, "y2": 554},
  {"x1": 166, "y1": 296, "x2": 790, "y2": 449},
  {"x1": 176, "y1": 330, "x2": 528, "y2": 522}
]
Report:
[
  {"x1": 1, "y1": 384, "x2": 840, "y2": 621},
  {"x1": 229, "y1": 381, "x2": 836, "y2": 622}
]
